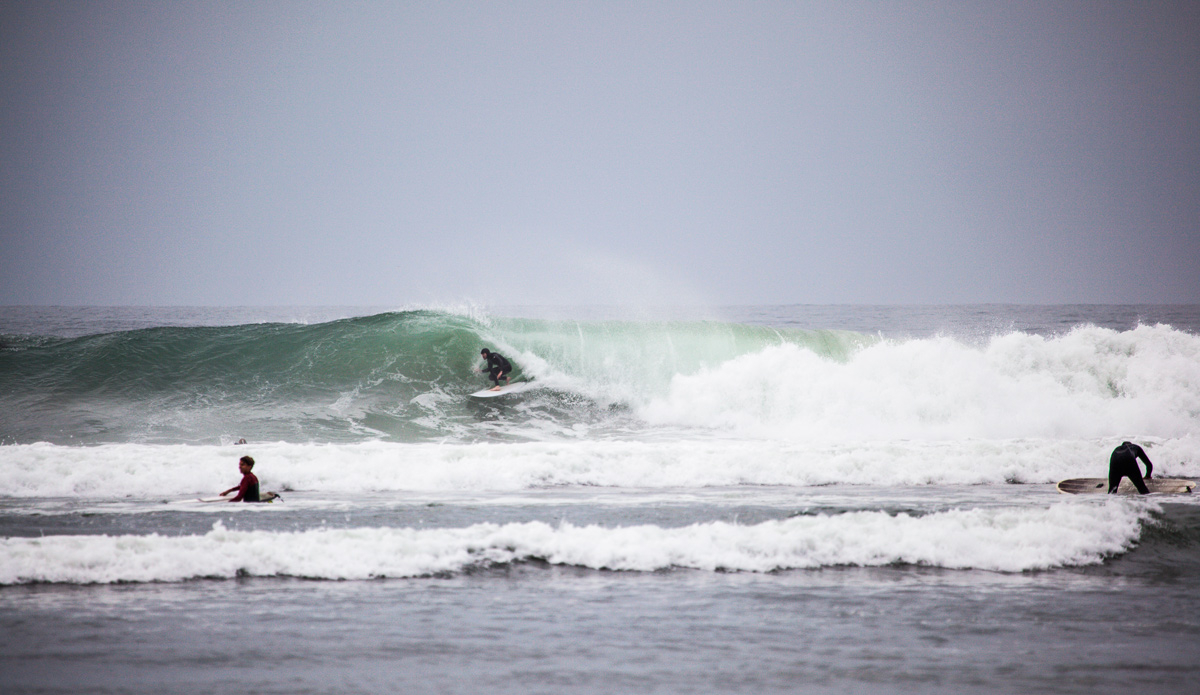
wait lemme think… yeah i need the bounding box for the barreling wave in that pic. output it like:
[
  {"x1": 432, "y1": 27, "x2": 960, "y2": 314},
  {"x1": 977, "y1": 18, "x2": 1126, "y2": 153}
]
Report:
[
  {"x1": 2, "y1": 310, "x2": 1199, "y2": 446},
  {"x1": 0, "y1": 310, "x2": 862, "y2": 445}
]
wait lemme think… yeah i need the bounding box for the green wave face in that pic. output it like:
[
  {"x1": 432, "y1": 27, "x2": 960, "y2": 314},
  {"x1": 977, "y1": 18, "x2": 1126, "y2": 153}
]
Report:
[
  {"x1": 491, "y1": 316, "x2": 864, "y2": 395},
  {"x1": 0, "y1": 311, "x2": 861, "y2": 445}
]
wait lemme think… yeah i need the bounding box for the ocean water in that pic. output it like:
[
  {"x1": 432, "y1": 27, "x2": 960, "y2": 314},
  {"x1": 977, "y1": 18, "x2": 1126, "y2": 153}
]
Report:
[{"x1": 1, "y1": 304, "x2": 1199, "y2": 694}]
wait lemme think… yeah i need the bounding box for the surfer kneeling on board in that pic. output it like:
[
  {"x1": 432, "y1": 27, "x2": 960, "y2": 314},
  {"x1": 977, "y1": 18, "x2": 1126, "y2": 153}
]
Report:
[
  {"x1": 221, "y1": 455, "x2": 262, "y2": 502},
  {"x1": 1108, "y1": 441, "x2": 1153, "y2": 494},
  {"x1": 478, "y1": 348, "x2": 513, "y2": 391}
]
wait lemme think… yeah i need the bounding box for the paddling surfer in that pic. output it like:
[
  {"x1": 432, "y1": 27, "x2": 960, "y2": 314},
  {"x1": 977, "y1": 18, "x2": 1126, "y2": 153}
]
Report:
[
  {"x1": 1108, "y1": 441, "x2": 1153, "y2": 494},
  {"x1": 478, "y1": 348, "x2": 513, "y2": 391}
]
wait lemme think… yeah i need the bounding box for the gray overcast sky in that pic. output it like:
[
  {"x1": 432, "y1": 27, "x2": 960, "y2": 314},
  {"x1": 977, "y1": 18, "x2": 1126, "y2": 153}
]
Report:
[{"x1": 2, "y1": 1, "x2": 1198, "y2": 306}]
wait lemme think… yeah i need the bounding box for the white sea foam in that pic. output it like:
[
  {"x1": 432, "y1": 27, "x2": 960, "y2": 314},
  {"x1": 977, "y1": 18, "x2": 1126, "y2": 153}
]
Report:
[
  {"x1": 640, "y1": 324, "x2": 1200, "y2": 440},
  {"x1": 0, "y1": 501, "x2": 1153, "y2": 584},
  {"x1": 4, "y1": 437, "x2": 1198, "y2": 498}
]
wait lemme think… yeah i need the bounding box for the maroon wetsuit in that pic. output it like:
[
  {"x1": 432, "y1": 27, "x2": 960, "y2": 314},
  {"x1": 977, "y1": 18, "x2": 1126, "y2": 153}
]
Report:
[{"x1": 230, "y1": 471, "x2": 260, "y2": 502}]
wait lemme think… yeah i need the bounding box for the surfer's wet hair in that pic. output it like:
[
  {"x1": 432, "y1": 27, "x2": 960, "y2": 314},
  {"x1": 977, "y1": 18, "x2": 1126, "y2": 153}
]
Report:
[
  {"x1": 239, "y1": 456, "x2": 255, "y2": 469},
  {"x1": 481, "y1": 348, "x2": 490, "y2": 356}
]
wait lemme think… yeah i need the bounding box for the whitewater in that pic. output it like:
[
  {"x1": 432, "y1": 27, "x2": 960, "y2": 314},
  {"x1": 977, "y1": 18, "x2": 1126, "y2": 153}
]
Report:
[{"x1": 2, "y1": 304, "x2": 1199, "y2": 694}]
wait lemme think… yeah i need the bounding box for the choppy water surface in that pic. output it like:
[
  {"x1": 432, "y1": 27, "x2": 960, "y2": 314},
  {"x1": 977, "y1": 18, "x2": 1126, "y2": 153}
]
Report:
[{"x1": 2, "y1": 305, "x2": 1199, "y2": 693}]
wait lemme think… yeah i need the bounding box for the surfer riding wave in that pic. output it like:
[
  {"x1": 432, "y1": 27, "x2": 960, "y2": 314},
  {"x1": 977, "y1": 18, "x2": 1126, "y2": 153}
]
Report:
[{"x1": 478, "y1": 348, "x2": 513, "y2": 391}]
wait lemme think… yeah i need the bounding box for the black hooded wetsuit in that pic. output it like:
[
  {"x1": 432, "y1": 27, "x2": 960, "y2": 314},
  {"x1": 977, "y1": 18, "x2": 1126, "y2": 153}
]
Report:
[
  {"x1": 483, "y1": 352, "x2": 513, "y2": 385},
  {"x1": 1108, "y1": 441, "x2": 1153, "y2": 494}
]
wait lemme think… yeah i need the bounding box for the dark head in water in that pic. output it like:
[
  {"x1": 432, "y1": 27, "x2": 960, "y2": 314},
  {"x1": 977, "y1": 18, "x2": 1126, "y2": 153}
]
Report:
[{"x1": 481, "y1": 348, "x2": 490, "y2": 357}]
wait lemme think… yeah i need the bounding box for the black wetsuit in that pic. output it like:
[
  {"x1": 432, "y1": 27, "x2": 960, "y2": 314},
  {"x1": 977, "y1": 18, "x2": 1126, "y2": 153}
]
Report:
[
  {"x1": 1108, "y1": 442, "x2": 1153, "y2": 494},
  {"x1": 483, "y1": 352, "x2": 513, "y2": 385}
]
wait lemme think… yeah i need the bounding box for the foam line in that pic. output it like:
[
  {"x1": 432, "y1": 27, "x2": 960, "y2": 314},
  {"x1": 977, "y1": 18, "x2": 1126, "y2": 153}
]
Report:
[{"x1": 0, "y1": 502, "x2": 1153, "y2": 584}]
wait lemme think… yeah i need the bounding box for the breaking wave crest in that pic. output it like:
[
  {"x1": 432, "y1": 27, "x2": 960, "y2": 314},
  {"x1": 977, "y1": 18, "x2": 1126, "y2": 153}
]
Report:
[
  {"x1": 0, "y1": 502, "x2": 1154, "y2": 584},
  {"x1": 1, "y1": 311, "x2": 1198, "y2": 445}
]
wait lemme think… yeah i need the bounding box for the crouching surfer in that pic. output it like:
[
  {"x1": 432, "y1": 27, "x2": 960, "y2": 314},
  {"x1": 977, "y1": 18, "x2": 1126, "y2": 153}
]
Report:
[
  {"x1": 1108, "y1": 441, "x2": 1153, "y2": 494},
  {"x1": 220, "y1": 455, "x2": 280, "y2": 502},
  {"x1": 478, "y1": 348, "x2": 513, "y2": 391}
]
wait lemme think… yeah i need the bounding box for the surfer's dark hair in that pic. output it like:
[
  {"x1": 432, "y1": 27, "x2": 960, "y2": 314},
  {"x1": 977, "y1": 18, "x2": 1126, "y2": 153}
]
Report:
[
  {"x1": 481, "y1": 348, "x2": 490, "y2": 356},
  {"x1": 239, "y1": 456, "x2": 255, "y2": 468}
]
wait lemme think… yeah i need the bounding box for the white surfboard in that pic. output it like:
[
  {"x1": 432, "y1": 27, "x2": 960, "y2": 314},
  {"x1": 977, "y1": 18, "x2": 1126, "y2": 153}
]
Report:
[
  {"x1": 469, "y1": 382, "x2": 536, "y2": 398},
  {"x1": 196, "y1": 492, "x2": 282, "y2": 503}
]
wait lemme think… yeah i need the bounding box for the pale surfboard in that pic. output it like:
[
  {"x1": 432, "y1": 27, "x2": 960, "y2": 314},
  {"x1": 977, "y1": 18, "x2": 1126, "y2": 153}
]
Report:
[
  {"x1": 196, "y1": 492, "x2": 282, "y2": 503},
  {"x1": 1056, "y1": 478, "x2": 1195, "y2": 495},
  {"x1": 469, "y1": 382, "x2": 536, "y2": 398}
]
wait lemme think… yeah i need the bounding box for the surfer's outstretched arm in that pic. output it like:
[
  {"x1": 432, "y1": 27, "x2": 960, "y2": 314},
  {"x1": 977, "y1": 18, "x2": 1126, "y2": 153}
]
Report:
[{"x1": 1136, "y1": 447, "x2": 1153, "y2": 479}]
